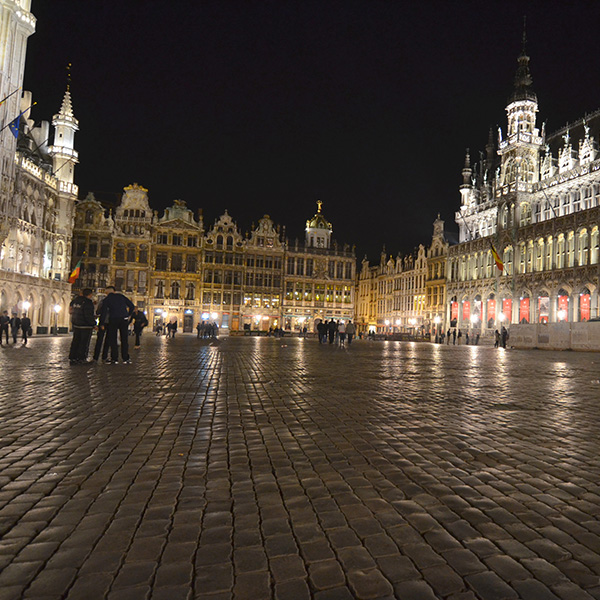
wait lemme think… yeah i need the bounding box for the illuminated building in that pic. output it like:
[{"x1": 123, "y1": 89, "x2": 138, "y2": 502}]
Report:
[
  {"x1": 447, "y1": 35, "x2": 600, "y2": 335},
  {"x1": 425, "y1": 216, "x2": 449, "y2": 337},
  {"x1": 0, "y1": 1, "x2": 78, "y2": 331},
  {"x1": 72, "y1": 193, "x2": 356, "y2": 332},
  {"x1": 283, "y1": 202, "x2": 356, "y2": 332},
  {"x1": 357, "y1": 241, "x2": 429, "y2": 336}
]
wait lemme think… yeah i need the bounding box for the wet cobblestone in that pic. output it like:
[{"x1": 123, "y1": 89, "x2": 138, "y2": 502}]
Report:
[{"x1": 0, "y1": 335, "x2": 600, "y2": 599}]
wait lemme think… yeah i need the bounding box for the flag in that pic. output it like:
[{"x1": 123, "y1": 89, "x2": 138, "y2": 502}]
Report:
[
  {"x1": 8, "y1": 114, "x2": 21, "y2": 138},
  {"x1": 68, "y1": 260, "x2": 82, "y2": 284},
  {"x1": 4, "y1": 102, "x2": 35, "y2": 139},
  {"x1": 489, "y1": 241, "x2": 504, "y2": 272}
]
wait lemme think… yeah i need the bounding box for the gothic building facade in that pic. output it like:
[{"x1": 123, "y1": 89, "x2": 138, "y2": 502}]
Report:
[
  {"x1": 355, "y1": 220, "x2": 443, "y2": 337},
  {"x1": 0, "y1": 1, "x2": 78, "y2": 331},
  {"x1": 72, "y1": 190, "x2": 356, "y2": 333},
  {"x1": 447, "y1": 36, "x2": 600, "y2": 335}
]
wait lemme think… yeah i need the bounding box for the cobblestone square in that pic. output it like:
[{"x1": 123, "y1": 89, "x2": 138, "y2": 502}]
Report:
[{"x1": 1, "y1": 335, "x2": 600, "y2": 600}]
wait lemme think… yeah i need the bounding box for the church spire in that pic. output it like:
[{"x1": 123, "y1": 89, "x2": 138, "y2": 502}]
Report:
[
  {"x1": 510, "y1": 17, "x2": 536, "y2": 103},
  {"x1": 49, "y1": 74, "x2": 79, "y2": 187}
]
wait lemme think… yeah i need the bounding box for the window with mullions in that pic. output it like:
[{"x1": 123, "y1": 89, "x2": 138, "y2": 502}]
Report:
[
  {"x1": 171, "y1": 253, "x2": 183, "y2": 272},
  {"x1": 186, "y1": 255, "x2": 197, "y2": 273},
  {"x1": 155, "y1": 253, "x2": 168, "y2": 271}
]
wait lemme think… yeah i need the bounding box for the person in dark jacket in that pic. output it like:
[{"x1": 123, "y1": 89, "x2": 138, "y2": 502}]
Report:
[
  {"x1": 130, "y1": 308, "x2": 148, "y2": 348},
  {"x1": 68, "y1": 289, "x2": 96, "y2": 364},
  {"x1": 0, "y1": 310, "x2": 9, "y2": 345},
  {"x1": 9, "y1": 314, "x2": 21, "y2": 344},
  {"x1": 21, "y1": 313, "x2": 31, "y2": 346},
  {"x1": 327, "y1": 319, "x2": 337, "y2": 344},
  {"x1": 100, "y1": 286, "x2": 135, "y2": 364}
]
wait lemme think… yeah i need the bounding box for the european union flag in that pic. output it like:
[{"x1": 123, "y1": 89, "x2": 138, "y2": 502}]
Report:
[{"x1": 8, "y1": 114, "x2": 20, "y2": 138}]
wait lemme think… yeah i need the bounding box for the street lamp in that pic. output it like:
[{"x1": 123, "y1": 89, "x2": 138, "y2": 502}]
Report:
[
  {"x1": 53, "y1": 304, "x2": 61, "y2": 335},
  {"x1": 22, "y1": 301, "x2": 31, "y2": 315}
]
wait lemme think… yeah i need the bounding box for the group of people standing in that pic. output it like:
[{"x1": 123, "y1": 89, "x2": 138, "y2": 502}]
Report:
[
  {"x1": 439, "y1": 326, "x2": 509, "y2": 348},
  {"x1": 0, "y1": 311, "x2": 32, "y2": 346},
  {"x1": 68, "y1": 286, "x2": 145, "y2": 365},
  {"x1": 196, "y1": 321, "x2": 219, "y2": 339},
  {"x1": 316, "y1": 319, "x2": 356, "y2": 347}
]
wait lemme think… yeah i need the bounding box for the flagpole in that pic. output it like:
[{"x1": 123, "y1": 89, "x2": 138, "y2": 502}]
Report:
[
  {"x1": 0, "y1": 102, "x2": 36, "y2": 135},
  {"x1": 0, "y1": 88, "x2": 21, "y2": 107}
]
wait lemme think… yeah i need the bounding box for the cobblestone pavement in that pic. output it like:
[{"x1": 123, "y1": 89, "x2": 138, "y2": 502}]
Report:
[{"x1": 1, "y1": 335, "x2": 600, "y2": 600}]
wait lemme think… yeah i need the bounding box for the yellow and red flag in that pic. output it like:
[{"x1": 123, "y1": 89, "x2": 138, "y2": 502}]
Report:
[
  {"x1": 489, "y1": 241, "x2": 504, "y2": 272},
  {"x1": 68, "y1": 260, "x2": 82, "y2": 284}
]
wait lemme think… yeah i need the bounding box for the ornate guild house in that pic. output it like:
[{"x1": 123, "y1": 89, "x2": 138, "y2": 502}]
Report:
[
  {"x1": 447, "y1": 34, "x2": 600, "y2": 337},
  {"x1": 72, "y1": 191, "x2": 356, "y2": 333}
]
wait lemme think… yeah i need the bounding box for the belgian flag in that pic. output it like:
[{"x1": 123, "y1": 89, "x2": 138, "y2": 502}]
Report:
[
  {"x1": 68, "y1": 260, "x2": 82, "y2": 284},
  {"x1": 489, "y1": 241, "x2": 504, "y2": 272}
]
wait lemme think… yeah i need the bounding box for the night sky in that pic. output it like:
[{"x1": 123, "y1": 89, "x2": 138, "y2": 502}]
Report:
[{"x1": 22, "y1": 1, "x2": 600, "y2": 261}]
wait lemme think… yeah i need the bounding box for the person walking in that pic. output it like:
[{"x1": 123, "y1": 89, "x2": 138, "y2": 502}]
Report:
[
  {"x1": 494, "y1": 329, "x2": 500, "y2": 348},
  {"x1": 327, "y1": 319, "x2": 337, "y2": 344},
  {"x1": 457, "y1": 329, "x2": 462, "y2": 345},
  {"x1": 21, "y1": 313, "x2": 31, "y2": 346},
  {"x1": 338, "y1": 321, "x2": 346, "y2": 347},
  {"x1": 100, "y1": 286, "x2": 135, "y2": 364},
  {"x1": 9, "y1": 313, "x2": 21, "y2": 344},
  {"x1": 452, "y1": 329, "x2": 456, "y2": 345},
  {"x1": 169, "y1": 319, "x2": 177, "y2": 338},
  {"x1": 501, "y1": 326, "x2": 508, "y2": 349},
  {"x1": 346, "y1": 320, "x2": 356, "y2": 345},
  {"x1": 0, "y1": 311, "x2": 9, "y2": 346},
  {"x1": 130, "y1": 308, "x2": 148, "y2": 349},
  {"x1": 68, "y1": 288, "x2": 96, "y2": 364}
]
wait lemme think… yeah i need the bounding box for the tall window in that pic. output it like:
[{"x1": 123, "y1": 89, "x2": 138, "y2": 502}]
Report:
[
  {"x1": 126, "y1": 270, "x2": 135, "y2": 291},
  {"x1": 186, "y1": 255, "x2": 197, "y2": 272},
  {"x1": 171, "y1": 253, "x2": 183, "y2": 272},
  {"x1": 156, "y1": 253, "x2": 168, "y2": 271},
  {"x1": 171, "y1": 281, "x2": 180, "y2": 299},
  {"x1": 127, "y1": 245, "x2": 136, "y2": 262},
  {"x1": 115, "y1": 269, "x2": 124, "y2": 291},
  {"x1": 115, "y1": 243, "x2": 125, "y2": 262},
  {"x1": 186, "y1": 282, "x2": 195, "y2": 300},
  {"x1": 155, "y1": 280, "x2": 164, "y2": 298}
]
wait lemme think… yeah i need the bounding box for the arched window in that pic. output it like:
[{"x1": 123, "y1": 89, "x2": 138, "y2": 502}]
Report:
[
  {"x1": 556, "y1": 289, "x2": 569, "y2": 322},
  {"x1": 186, "y1": 282, "x2": 195, "y2": 300},
  {"x1": 216, "y1": 235, "x2": 223, "y2": 248},
  {"x1": 171, "y1": 281, "x2": 180, "y2": 299},
  {"x1": 226, "y1": 236, "x2": 233, "y2": 249},
  {"x1": 85, "y1": 210, "x2": 94, "y2": 224},
  {"x1": 155, "y1": 280, "x2": 164, "y2": 298},
  {"x1": 578, "y1": 229, "x2": 589, "y2": 266},
  {"x1": 591, "y1": 228, "x2": 600, "y2": 264}
]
